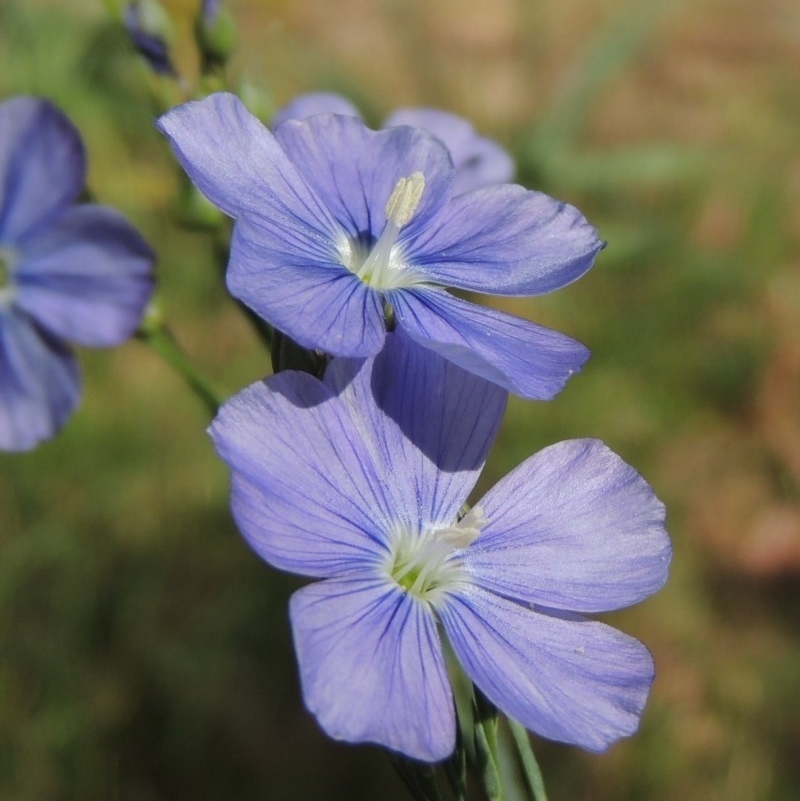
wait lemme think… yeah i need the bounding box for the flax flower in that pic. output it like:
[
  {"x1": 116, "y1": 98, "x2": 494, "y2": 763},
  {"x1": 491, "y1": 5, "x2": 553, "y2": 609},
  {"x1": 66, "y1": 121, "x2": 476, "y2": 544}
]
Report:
[
  {"x1": 158, "y1": 92, "x2": 603, "y2": 400},
  {"x1": 210, "y1": 332, "x2": 671, "y2": 761},
  {"x1": 0, "y1": 97, "x2": 154, "y2": 451}
]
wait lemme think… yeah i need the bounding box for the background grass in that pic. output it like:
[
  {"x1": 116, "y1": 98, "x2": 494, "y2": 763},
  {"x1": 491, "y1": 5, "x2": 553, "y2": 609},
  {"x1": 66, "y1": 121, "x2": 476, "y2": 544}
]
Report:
[{"x1": 2, "y1": 0, "x2": 800, "y2": 799}]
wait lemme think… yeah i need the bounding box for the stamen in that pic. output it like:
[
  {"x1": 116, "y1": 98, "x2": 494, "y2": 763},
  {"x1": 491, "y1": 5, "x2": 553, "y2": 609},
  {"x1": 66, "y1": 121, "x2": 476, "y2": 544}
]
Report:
[
  {"x1": 388, "y1": 507, "x2": 488, "y2": 603},
  {"x1": 349, "y1": 172, "x2": 427, "y2": 290},
  {"x1": 438, "y1": 505, "x2": 486, "y2": 549},
  {"x1": 384, "y1": 171, "x2": 425, "y2": 228}
]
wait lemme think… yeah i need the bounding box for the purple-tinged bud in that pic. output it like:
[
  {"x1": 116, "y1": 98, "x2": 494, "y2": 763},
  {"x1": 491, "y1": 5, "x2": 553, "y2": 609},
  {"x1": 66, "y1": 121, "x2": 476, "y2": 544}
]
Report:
[
  {"x1": 195, "y1": 0, "x2": 237, "y2": 71},
  {"x1": 123, "y1": 0, "x2": 176, "y2": 77}
]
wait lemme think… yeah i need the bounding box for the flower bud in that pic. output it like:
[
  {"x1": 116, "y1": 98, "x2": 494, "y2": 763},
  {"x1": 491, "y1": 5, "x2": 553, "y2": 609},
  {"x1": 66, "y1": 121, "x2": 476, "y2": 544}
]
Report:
[
  {"x1": 123, "y1": 0, "x2": 176, "y2": 77},
  {"x1": 195, "y1": 1, "x2": 238, "y2": 70}
]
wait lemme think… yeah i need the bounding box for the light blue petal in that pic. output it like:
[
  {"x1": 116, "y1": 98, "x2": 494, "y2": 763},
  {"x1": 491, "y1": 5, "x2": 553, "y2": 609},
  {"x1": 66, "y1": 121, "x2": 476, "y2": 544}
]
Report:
[
  {"x1": 271, "y1": 92, "x2": 360, "y2": 129},
  {"x1": 0, "y1": 307, "x2": 80, "y2": 452},
  {"x1": 0, "y1": 97, "x2": 85, "y2": 243},
  {"x1": 210, "y1": 332, "x2": 497, "y2": 575},
  {"x1": 210, "y1": 369, "x2": 393, "y2": 577},
  {"x1": 324, "y1": 330, "x2": 504, "y2": 521},
  {"x1": 227, "y1": 215, "x2": 386, "y2": 357},
  {"x1": 365, "y1": 328, "x2": 506, "y2": 485},
  {"x1": 385, "y1": 108, "x2": 514, "y2": 194},
  {"x1": 466, "y1": 439, "x2": 671, "y2": 612},
  {"x1": 157, "y1": 93, "x2": 340, "y2": 235},
  {"x1": 404, "y1": 184, "x2": 602, "y2": 296},
  {"x1": 391, "y1": 287, "x2": 589, "y2": 399},
  {"x1": 273, "y1": 113, "x2": 454, "y2": 242},
  {"x1": 290, "y1": 577, "x2": 455, "y2": 762},
  {"x1": 14, "y1": 205, "x2": 154, "y2": 347},
  {"x1": 439, "y1": 586, "x2": 655, "y2": 752}
]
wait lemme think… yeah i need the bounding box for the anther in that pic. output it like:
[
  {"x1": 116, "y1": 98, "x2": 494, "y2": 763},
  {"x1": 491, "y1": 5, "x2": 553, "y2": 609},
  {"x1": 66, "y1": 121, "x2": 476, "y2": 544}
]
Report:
[
  {"x1": 438, "y1": 505, "x2": 486, "y2": 549},
  {"x1": 384, "y1": 171, "x2": 425, "y2": 228}
]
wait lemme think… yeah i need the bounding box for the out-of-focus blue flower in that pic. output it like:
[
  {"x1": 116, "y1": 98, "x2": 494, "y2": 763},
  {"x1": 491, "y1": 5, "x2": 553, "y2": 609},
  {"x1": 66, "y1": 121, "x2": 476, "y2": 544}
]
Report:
[
  {"x1": 271, "y1": 91, "x2": 515, "y2": 196},
  {"x1": 210, "y1": 331, "x2": 671, "y2": 762},
  {"x1": 158, "y1": 93, "x2": 604, "y2": 399},
  {"x1": 123, "y1": 0, "x2": 176, "y2": 77},
  {"x1": 0, "y1": 97, "x2": 154, "y2": 452}
]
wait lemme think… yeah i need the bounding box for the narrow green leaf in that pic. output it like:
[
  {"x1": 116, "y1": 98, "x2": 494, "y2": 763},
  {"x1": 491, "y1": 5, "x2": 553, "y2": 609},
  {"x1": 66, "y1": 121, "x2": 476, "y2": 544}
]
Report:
[{"x1": 508, "y1": 720, "x2": 549, "y2": 801}]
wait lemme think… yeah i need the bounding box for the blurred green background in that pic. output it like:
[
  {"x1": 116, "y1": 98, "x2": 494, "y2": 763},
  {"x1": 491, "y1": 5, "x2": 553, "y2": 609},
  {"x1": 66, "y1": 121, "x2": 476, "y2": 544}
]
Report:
[{"x1": 2, "y1": 0, "x2": 800, "y2": 799}]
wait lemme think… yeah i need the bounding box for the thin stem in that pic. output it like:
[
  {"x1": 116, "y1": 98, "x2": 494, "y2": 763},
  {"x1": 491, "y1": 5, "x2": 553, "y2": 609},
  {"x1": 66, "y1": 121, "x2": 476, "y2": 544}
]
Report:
[
  {"x1": 137, "y1": 304, "x2": 222, "y2": 417},
  {"x1": 507, "y1": 720, "x2": 549, "y2": 801},
  {"x1": 473, "y1": 691, "x2": 504, "y2": 801}
]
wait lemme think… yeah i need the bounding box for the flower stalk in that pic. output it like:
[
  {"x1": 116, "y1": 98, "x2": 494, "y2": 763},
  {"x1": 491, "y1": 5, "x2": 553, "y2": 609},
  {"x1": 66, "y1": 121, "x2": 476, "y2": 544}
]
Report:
[{"x1": 137, "y1": 298, "x2": 222, "y2": 417}]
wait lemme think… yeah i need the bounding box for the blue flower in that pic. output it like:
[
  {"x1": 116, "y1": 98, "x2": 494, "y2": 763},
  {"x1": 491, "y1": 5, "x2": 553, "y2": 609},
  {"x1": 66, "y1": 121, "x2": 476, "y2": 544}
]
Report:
[
  {"x1": 210, "y1": 331, "x2": 671, "y2": 762},
  {"x1": 271, "y1": 91, "x2": 515, "y2": 195},
  {"x1": 0, "y1": 97, "x2": 154, "y2": 451},
  {"x1": 158, "y1": 92, "x2": 604, "y2": 400}
]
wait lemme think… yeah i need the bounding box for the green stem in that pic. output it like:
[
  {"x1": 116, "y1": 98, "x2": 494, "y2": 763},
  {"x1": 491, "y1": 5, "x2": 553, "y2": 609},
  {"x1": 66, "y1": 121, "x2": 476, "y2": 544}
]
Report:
[
  {"x1": 507, "y1": 720, "x2": 549, "y2": 801},
  {"x1": 473, "y1": 691, "x2": 504, "y2": 801},
  {"x1": 137, "y1": 316, "x2": 222, "y2": 418}
]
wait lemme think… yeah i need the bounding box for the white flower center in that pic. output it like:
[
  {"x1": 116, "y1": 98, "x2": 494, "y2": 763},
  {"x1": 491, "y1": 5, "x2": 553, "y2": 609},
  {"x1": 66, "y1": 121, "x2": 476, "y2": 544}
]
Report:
[
  {"x1": 386, "y1": 506, "x2": 487, "y2": 605},
  {"x1": 338, "y1": 171, "x2": 429, "y2": 291}
]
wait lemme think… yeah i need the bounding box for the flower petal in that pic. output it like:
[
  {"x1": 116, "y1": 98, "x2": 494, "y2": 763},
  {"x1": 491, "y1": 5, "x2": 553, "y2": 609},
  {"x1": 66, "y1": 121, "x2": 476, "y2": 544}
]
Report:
[
  {"x1": 0, "y1": 307, "x2": 80, "y2": 452},
  {"x1": 210, "y1": 369, "x2": 391, "y2": 577},
  {"x1": 0, "y1": 97, "x2": 85, "y2": 242},
  {"x1": 290, "y1": 577, "x2": 455, "y2": 762},
  {"x1": 14, "y1": 205, "x2": 154, "y2": 347},
  {"x1": 391, "y1": 287, "x2": 589, "y2": 399},
  {"x1": 227, "y1": 215, "x2": 385, "y2": 357},
  {"x1": 322, "y1": 330, "x2": 503, "y2": 524},
  {"x1": 405, "y1": 184, "x2": 602, "y2": 296},
  {"x1": 211, "y1": 331, "x2": 500, "y2": 574},
  {"x1": 156, "y1": 92, "x2": 339, "y2": 232},
  {"x1": 385, "y1": 108, "x2": 514, "y2": 194},
  {"x1": 365, "y1": 329, "x2": 506, "y2": 484},
  {"x1": 271, "y1": 92, "x2": 360, "y2": 128},
  {"x1": 273, "y1": 113, "x2": 454, "y2": 242},
  {"x1": 439, "y1": 586, "x2": 655, "y2": 752},
  {"x1": 466, "y1": 439, "x2": 671, "y2": 612}
]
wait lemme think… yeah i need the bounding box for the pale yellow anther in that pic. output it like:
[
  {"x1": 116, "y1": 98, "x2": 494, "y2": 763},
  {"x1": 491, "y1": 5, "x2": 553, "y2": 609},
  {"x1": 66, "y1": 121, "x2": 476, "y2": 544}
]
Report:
[
  {"x1": 438, "y1": 505, "x2": 486, "y2": 549},
  {"x1": 384, "y1": 171, "x2": 425, "y2": 228}
]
